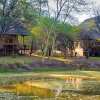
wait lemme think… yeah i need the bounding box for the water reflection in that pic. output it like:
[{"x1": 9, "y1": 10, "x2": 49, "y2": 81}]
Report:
[{"x1": 0, "y1": 75, "x2": 100, "y2": 99}]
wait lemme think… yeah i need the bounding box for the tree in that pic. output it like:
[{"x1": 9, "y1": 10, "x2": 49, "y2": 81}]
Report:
[
  {"x1": 92, "y1": 7, "x2": 100, "y2": 32},
  {"x1": 29, "y1": 0, "x2": 48, "y2": 16},
  {"x1": 56, "y1": 22, "x2": 81, "y2": 58},
  {"x1": 0, "y1": 0, "x2": 37, "y2": 33},
  {"x1": 31, "y1": 17, "x2": 56, "y2": 56},
  {"x1": 26, "y1": 0, "x2": 88, "y2": 59},
  {"x1": 39, "y1": 0, "x2": 88, "y2": 58},
  {"x1": 31, "y1": 16, "x2": 81, "y2": 58}
]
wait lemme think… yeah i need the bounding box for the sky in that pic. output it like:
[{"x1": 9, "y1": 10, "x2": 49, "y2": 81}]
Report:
[
  {"x1": 77, "y1": 0, "x2": 100, "y2": 23},
  {"x1": 49, "y1": 0, "x2": 100, "y2": 24}
]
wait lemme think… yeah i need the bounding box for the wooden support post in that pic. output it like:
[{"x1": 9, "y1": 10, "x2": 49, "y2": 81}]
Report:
[
  {"x1": 20, "y1": 36, "x2": 23, "y2": 55},
  {"x1": 4, "y1": 46, "x2": 6, "y2": 56},
  {"x1": 23, "y1": 36, "x2": 25, "y2": 55},
  {"x1": 12, "y1": 45, "x2": 14, "y2": 56},
  {"x1": 30, "y1": 39, "x2": 33, "y2": 56}
]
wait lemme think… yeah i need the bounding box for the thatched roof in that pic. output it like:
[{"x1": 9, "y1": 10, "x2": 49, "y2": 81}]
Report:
[
  {"x1": 80, "y1": 29, "x2": 100, "y2": 40},
  {"x1": 0, "y1": 20, "x2": 29, "y2": 36},
  {"x1": 80, "y1": 16, "x2": 100, "y2": 40}
]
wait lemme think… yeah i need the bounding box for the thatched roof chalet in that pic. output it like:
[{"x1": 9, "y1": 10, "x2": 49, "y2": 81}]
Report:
[
  {"x1": 0, "y1": 20, "x2": 29, "y2": 36},
  {"x1": 80, "y1": 29, "x2": 100, "y2": 40}
]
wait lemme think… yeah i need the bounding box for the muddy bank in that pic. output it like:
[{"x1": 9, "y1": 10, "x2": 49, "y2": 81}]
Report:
[{"x1": 0, "y1": 57, "x2": 100, "y2": 72}]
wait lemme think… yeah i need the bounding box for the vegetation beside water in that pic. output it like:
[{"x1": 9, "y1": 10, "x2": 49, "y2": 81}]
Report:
[
  {"x1": 0, "y1": 71, "x2": 100, "y2": 100},
  {"x1": 0, "y1": 0, "x2": 100, "y2": 99},
  {"x1": 0, "y1": 56, "x2": 99, "y2": 99}
]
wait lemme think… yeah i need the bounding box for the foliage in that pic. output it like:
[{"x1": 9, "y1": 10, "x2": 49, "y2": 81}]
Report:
[
  {"x1": 0, "y1": 0, "x2": 37, "y2": 33},
  {"x1": 56, "y1": 22, "x2": 80, "y2": 39},
  {"x1": 31, "y1": 16, "x2": 81, "y2": 42},
  {"x1": 0, "y1": 0, "x2": 86, "y2": 58},
  {"x1": 55, "y1": 22, "x2": 81, "y2": 57}
]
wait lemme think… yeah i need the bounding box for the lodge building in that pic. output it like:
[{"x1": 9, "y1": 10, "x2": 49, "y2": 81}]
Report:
[
  {"x1": 75, "y1": 30, "x2": 100, "y2": 56},
  {"x1": 0, "y1": 21, "x2": 28, "y2": 56}
]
